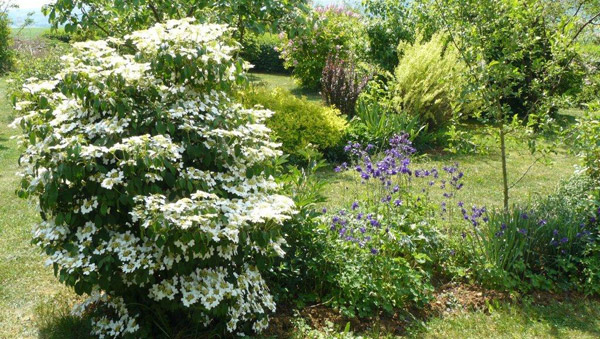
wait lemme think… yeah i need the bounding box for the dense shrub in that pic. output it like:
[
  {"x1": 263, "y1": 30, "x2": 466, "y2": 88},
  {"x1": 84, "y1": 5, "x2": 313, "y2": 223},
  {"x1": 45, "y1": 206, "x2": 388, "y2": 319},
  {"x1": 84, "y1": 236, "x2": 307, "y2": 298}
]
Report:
[
  {"x1": 362, "y1": 0, "x2": 415, "y2": 71},
  {"x1": 463, "y1": 174, "x2": 600, "y2": 292},
  {"x1": 13, "y1": 20, "x2": 297, "y2": 337},
  {"x1": 321, "y1": 55, "x2": 370, "y2": 118},
  {"x1": 0, "y1": 11, "x2": 13, "y2": 73},
  {"x1": 241, "y1": 33, "x2": 288, "y2": 74},
  {"x1": 240, "y1": 86, "x2": 348, "y2": 162},
  {"x1": 278, "y1": 5, "x2": 365, "y2": 90},
  {"x1": 391, "y1": 33, "x2": 468, "y2": 128}
]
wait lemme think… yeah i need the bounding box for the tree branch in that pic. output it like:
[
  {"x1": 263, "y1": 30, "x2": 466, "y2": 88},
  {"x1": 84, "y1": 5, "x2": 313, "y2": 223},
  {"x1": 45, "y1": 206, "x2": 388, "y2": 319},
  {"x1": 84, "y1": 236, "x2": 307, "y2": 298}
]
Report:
[{"x1": 147, "y1": 3, "x2": 162, "y2": 23}]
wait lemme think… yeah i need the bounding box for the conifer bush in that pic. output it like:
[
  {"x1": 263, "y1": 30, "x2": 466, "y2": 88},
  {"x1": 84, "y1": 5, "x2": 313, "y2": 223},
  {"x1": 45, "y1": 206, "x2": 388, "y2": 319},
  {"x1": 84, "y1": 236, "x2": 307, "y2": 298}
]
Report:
[{"x1": 12, "y1": 19, "x2": 296, "y2": 337}]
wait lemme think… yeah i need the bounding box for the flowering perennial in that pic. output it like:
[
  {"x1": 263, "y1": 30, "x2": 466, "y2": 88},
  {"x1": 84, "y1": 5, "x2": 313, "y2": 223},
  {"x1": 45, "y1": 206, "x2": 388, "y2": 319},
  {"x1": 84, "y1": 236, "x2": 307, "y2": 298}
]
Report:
[{"x1": 13, "y1": 19, "x2": 295, "y2": 337}]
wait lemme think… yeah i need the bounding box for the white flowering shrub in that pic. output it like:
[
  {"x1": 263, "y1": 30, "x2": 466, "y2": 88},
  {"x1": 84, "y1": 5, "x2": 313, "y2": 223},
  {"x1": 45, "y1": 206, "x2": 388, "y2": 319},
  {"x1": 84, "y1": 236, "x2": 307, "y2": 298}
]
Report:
[{"x1": 12, "y1": 19, "x2": 296, "y2": 337}]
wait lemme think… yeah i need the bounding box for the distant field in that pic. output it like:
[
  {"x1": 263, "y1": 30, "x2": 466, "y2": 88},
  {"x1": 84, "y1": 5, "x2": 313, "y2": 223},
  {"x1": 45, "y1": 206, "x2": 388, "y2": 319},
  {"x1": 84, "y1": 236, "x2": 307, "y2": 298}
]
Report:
[{"x1": 11, "y1": 27, "x2": 51, "y2": 40}]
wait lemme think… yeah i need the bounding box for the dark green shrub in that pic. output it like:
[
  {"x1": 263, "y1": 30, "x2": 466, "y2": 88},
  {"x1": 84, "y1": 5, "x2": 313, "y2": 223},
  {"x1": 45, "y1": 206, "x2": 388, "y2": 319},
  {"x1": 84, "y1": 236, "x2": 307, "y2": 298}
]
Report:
[
  {"x1": 241, "y1": 33, "x2": 288, "y2": 74},
  {"x1": 0, "y1": 12, "x2": 14, "y2": 73},
  {"x1": 240, "y1": 86, "x2": 348, "y2": 163}
]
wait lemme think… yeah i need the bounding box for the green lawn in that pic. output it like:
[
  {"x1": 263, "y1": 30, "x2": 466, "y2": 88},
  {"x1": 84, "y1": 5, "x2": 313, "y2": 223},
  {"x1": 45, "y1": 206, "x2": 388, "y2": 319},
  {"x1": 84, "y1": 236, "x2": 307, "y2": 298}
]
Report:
[
  {"x1": 249, "y1": 72, "x2": 322, "y2": 102},
  {"x1": 411, "y1": 298, "x2": 600, "y2": 338},
  {"x1": 1, "y1": 63, "x2": 599, "y2": 337}
]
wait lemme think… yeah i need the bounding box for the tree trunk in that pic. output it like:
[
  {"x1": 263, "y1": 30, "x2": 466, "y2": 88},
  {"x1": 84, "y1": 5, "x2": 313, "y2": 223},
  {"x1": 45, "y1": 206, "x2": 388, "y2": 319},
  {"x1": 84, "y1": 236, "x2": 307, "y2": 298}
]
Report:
[{"x1": 500, "y1": 126, "x2": 509, "y2": 211}]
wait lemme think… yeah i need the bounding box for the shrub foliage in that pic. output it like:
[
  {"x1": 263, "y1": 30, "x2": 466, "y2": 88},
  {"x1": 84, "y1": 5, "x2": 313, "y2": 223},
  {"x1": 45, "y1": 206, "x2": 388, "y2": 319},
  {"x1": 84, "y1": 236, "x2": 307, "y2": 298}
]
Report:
[
  {"x1": 240, "y1": 86, "x2": 348, "y2": 162},
  {"x1": 392, "y1": 33, "x2": 467, "y2": 128},
  {"x1": 13, "y1": 20, "x2": 297, "y2": 337}
]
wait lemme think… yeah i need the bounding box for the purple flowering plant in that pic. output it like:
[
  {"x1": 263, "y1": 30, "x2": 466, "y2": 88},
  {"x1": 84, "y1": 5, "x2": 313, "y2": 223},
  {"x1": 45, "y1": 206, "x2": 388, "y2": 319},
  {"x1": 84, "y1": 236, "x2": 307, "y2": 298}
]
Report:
[
  {"x1": 318, "y1": 134, "x2": 478, "y2": 315},
  {"x1": 460, "y1": 175, "x2": 600, "y2": 290}
]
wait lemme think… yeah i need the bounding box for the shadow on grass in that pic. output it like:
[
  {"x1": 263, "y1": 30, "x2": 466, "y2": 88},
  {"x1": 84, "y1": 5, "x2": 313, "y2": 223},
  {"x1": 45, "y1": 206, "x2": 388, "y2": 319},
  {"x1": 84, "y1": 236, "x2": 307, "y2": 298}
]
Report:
[
  {"x1": 518, "y1": 296, "x2": 600, "y2": 337},
  {"x1": 35, "y1": 298, "x2": 93, "y2": 339},
  {"x1": 0, "y1": 135, "x2": 9, "y2": 151}
]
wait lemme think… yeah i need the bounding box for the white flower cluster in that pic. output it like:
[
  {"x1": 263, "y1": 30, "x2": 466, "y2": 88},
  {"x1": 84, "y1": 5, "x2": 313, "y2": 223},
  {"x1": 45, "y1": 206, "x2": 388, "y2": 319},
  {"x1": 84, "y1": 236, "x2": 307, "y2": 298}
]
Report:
[{"x1": 14, "y1": 19, "x2": 295, "y2": 337}]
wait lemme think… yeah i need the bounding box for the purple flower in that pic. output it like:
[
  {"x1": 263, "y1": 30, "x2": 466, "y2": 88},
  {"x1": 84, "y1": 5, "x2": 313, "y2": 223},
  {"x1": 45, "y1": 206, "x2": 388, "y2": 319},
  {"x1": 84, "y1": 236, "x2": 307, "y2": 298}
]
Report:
[
  {"x1": 322, "y1": 207, "x2": 327, "y2": 214},
  {"x1": 356, "y1": 213, "x2": 363, "y2": 220},
  {"x1": 501, "y1": 223, "x2": 507, "y2": 230},
  {"x1": 553, "y1": 229, "x2": 559, "y2": 236},
  {"x1": 458, "y1": 201, "x2": 464, "y2": 207},
  {"x1": 370, "y1": 248, "x2": 378, "y2": 255},
  {"x1": 521, "y1": 213, "x2": 529, "y2": 220},
  {"x1": 518, "y1": 228, "x2": 528, "y2": 235},
  {"x1": 539, "y1": 219, "x2": 547, "y2": 226},
  {"x1": 370, "y1": 219, "x2": 380, "y2": 227},
  {"x1": 351, "y1": 201, "x2": 359, "y2": 210},
  {"x1": 394, "y1": 199, "x2": 402, "y2": 207},
  {"x1": 560, "y1": 237, "x2": 569, "y2": 244}
]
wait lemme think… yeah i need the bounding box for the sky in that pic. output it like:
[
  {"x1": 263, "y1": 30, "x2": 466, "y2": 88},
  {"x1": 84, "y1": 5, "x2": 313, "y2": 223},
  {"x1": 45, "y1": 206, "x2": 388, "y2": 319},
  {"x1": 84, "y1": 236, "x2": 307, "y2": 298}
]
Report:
[{"x1": 15, "y1": 0, "x2": 52, "y2": 9}]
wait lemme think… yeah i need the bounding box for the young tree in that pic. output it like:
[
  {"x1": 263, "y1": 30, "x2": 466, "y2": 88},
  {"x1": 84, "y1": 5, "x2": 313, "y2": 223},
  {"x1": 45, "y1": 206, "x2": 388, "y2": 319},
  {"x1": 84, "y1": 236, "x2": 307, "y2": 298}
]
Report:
[{"x1": 433, "y1": 0, "x2": 597, "y2": 210}]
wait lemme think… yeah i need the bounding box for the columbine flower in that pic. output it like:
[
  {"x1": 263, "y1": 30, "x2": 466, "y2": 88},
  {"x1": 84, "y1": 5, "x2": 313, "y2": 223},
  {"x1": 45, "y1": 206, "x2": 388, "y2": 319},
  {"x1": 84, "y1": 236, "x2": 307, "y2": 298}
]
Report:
[{"x1": 351, "y1": 201, "x2": 359, "y2": 210}]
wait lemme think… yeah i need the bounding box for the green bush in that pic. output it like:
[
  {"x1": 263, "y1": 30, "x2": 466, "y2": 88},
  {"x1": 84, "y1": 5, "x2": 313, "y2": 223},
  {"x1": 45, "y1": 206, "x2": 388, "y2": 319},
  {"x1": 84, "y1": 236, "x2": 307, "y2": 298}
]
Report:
[
  {"x1": 241, "y1": 33, "x2": 287, "y2": 74},
  {"x1": 391, "y1": 33, "x2": 468, "y2": 128},
  {"x1": 240, "y1": 86, "x2": 348, "y2": 162},
  {"x1": 569, "y1": 107, "x2": 600, "y2": 179},
  {"x1": 0, "y1": 12, "x2": 13, "y2": 73},
  {"x1": 279, "y1": 6, "x2": 365, "y2": 90},
  {"x1": 13, "y1": 20, "x2": 297, "y2": 337}
]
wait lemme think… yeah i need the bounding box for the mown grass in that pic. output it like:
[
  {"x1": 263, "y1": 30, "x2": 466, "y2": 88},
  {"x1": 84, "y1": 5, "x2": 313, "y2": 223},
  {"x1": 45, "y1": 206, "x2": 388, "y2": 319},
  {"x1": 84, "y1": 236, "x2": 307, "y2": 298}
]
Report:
[
  {"x1": 409, "y1": 297, "x2": 600, "y2": 338},
  {"x1": 249, "y1": 72, "x2": 322, "y2": 103},
  {"x1": 0, "y1": 77, "x2": 86, "y2": 338}
]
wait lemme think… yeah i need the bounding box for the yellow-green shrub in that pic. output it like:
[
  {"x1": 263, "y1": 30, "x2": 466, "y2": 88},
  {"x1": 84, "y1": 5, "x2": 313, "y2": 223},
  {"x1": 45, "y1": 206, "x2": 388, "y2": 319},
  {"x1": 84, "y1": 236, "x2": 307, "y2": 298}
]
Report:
[
  {"x1": 392, "y1": 33, "x2": 469, "y2": 128},
  {"x1": 241, "y1": 87, "x2": 348, "y2": 160}
]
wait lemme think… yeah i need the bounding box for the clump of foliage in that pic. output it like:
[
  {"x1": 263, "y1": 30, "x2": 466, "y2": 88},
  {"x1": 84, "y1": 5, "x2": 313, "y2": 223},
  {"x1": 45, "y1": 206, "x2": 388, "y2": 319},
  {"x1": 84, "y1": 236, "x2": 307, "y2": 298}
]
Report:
[
  {"x1": 391, "y1": 33, "x2": 467, "y2": 128},
  {"x1": 278, "y1": 5, "x2": 365, "y2": 90},
  {"x1": 321, "y1": 55, "x2": 371, "y2": 118},
  {"x1": 462, "y1": 174, "x2": 600, "y2": 292},
  {"x1": 13, "y1": 20, "x2": 297, "y2": 337},
  {"x1": 44, "y1": 0, "x2": 309, "y2": 44},
  {"x1": 361, "y1": 0, "x2": 415, "y2": 71},
  {"x1": 569, "y1": 106, "x2": 600, "y2": 179},
  {"x1": 240, "y1": 86, "x2": 348, "y2": 163},
  {"x1": 0, "y1": 6, "x2": 14, "y2": 73},
  {"x1": 348, "y1": 78, "x2": 426, "y2": 150},
  {"x1": 241, "y1": 33, "x2": 287, "y2": 74}
]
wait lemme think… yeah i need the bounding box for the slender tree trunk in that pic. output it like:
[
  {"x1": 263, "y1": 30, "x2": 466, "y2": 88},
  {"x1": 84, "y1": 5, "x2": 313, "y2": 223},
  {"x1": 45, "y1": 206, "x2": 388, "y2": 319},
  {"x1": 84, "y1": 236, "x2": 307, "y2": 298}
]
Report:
[{"x1": 500, "y1": 126, "x2": 509, "y2": 211}]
